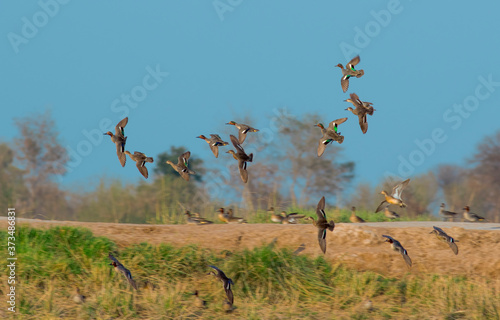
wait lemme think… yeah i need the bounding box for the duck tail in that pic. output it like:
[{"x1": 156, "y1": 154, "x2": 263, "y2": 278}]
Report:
[
  {"x1": 146, "y1": 157, "x2": 154, "y2": 163},
  {"x1": 338, "y1": 136, "x2": 344, "y2": 144},
  {"x1": 356, "y1": 69, "x2": 364, "y2": 77},
  {"x1": 248, "y1": 153, "x2": 253, "y2": 162}
]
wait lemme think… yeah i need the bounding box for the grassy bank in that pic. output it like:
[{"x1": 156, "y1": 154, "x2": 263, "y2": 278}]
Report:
[{"x1": 0, "y1": 226, "x2": 498, "y2": 319}]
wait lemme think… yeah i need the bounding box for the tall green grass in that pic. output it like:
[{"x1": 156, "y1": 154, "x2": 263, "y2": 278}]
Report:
[{"x1": 0, "y1": 226, "x2": 497, "y2": 319}]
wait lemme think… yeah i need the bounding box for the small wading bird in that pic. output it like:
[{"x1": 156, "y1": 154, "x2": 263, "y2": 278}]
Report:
[
  {"x1": 382, "y1": 235, "x2": 412, "y2": 268},
  {"x1": 349, "y1": 207, "x2": 365, "y2": 223},
  {"x1": 305, "y1": 196, "x2": 335, "y2": 254},
  {"x1": 375, "y1": 179, "x2": 411, "y2": 213},
  {"x1": 463, "y1": 206, "x2": 485, "y2": 222},
  {"x1": 196, "y1": 134, "x2": 228, "y2": 158},
  {"x1": 192, "y1": 290, "x2": 207, "y2": 308},
  {"x1": 336, "y1": 55, "x2": 364, "y2": 93},
  {"x1": 104, "y1": 117, "x2": 128, "y2": 167},
  {"x1": 384, "y1": 207, "x2": 400, "y2": 220},
  {"x1": 184, "y1": 210, "x2": 213, "y2": 225},
  {"x1": 73, "y1": 287, "x2": 86, "y2": 304},
  {"x1": 208, "y1": 265, "x2": 234, "y2": 305},
  {"x1": 166, "y1": 151, "x2": 196, "y2": 181},
  {"x1": 439, "y1": 203, "x2": 457, "y2": 221},
  {"x1": 315, "y1": 117, "x2": 348, "y2": 157},
  {"x1": 226, "y1": 134, "x2": 253, "y2": 183},
  {"x1": 344, "y1": 93, "x2": 375, "y2": 134},
  {"x1": 226, "y1": 121, "x2": 259, "y2": 144},
  {"x1": 430, "y1": 226, "x2": 459, "y2": 255},
  {"x1": 108, "y1": 253, "x2": 138, "y2": 289},
  {"x1": 124, "y1": 151, "x2": 154, "y2": 179}
]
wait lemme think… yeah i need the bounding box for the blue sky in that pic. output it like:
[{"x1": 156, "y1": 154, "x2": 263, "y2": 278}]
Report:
[{"x1": 1, "y1": 1, "x2": 500, "y2": 193}]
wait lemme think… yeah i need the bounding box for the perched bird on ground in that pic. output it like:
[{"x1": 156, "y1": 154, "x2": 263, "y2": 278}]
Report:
[
  {"x1": 166, "y1": 151, "x2": 196, "y2": 181},
  {"x1": 430, "y1": 226, "x2": 459, "y2": 255},
  {"x1": 208, "y1": 265, "x2": 234, "y2": 305},
  {"x1": 226, "y1": 209, "x2": 247, "y2": 224},
  {"x1": 375, "y1": 179, "x2": 411, "y2": 212},
  {"x1": 184, "y1": 210, "x2": 213, "y2": 225},
  {"x1": 104, "y1": 117, "x2": 128, "y2": 167},
  {"x1": 269, "y1": 207, "x2": 283, "y2": 223},
  {"x1": 281, "y1": 211, "x2": 305, "y2": 224},
  {"x1": 384, "y1": 207, "x2": 400, "y2": 220},
  {"x1": 439, "y1": 203, "x2": 457, "y2": 221},
  {"x1": 124, "y1": 151, "x2": 154, "y2": 179},
  {"x1": 73, "y1": 287, "x2": 86, "y2": 304},
  {"x1": 226, "y1": 135, "x2": 253, "y2": 183},
  {"x1": 336, "y1": 55, "x2": 364, "y2": 92},
  {"x1": 192, "y1": 290, "x2": 207, "y2": 308},
  {"x1": 196, "y1": 134, "x2": 228, "y2": 158},
  {"x1": 315, "y1": 117, "x2": 348, "y2": 157},
  {"x1": 305, "y1": 196, "x2": 335, "y2": 254},
  {"x1": 463, "y1": 206, "x2": 485, "y2": 222},
  {"x1": 349, "y1": 206, "x2": 365, "y2": 223},
  {"x1": 382, "y1": 235, "x2": 412, "y2": 268},
  {"x1": 108, "y1": 253, "x2": 138, "y2": 289},
  {"x1": 344, "y1": 93, "x2": 375, "y2": 134},
  {"x1": 226, "y1": 121, "x2": 259, "y2": 144}
]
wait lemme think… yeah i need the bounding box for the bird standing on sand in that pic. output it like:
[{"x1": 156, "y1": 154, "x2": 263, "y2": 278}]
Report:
[
  {"x1": 463, "y1": 206, "x2": 485, "y2": 222},
  {"x1": 349, "y1": 206, "x2": 365, "y2": 223}
]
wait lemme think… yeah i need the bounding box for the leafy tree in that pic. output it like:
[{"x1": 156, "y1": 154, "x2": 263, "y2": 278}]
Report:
[
  {"x1": 468, "y1": 130, "x2": 500, "y2": 221},
  {"x1": 154, "y1": 146, "x2": 204, "y2": 182},
  {"x1": 13, "y1": 110, "x2": 69, "y2": 218},
  {"x1": 275, "y1": 112, "x2": 355, "y2": 205},
  {"x1": 0, "y1": 143, "x2": 28, "y2": 209}
]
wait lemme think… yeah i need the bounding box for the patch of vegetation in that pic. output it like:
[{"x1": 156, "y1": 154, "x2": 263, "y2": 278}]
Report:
[{"x1": 1, "y1": 226, "x2": 498, "y2": 319}]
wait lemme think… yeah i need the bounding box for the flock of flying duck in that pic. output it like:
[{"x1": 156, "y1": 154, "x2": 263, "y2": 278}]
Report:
[{"x1": 101, "y1": 56, "x2": 486, "y2": 311}]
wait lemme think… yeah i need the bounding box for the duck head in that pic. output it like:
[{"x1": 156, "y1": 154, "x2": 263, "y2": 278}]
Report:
[
  {"x1": 226, "y1": 121, "x2": 237, "y2": 126},
  {"x1": 314, "y1": 123, "x2": 325, "y2": 129}
]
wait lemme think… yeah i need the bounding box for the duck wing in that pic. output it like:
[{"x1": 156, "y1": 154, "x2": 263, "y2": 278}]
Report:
[
  {"x1": 375, "y1": 200, "x2": 389, "y2": 213},
  {"x1": 358, "y1": 112, "x2": 368, "y2": 134},
  {"x1": 115, "y1": 139, "x2": 126, "y2": 167},
  {"x1": 178, "y1": 151, "x2": 191, "y2": 166},
  {"x1": 114, "y1": 117, "x2": 128, "y2": 136},
  {"x1": 315, "y1": 196, "x2": 327, "y2": 224},
  {"x1": 347, "y1": 55, "x2": 360, "y2": 69},
  {"x1": 136, "y1": 160, "x2": 149, "y2": 179},
  {"x1": 392, "y1": 179, "x2": 410, "y2": 199},
  {"x1": 317, "y1": 228, "x2": 327, "y2": 254}
]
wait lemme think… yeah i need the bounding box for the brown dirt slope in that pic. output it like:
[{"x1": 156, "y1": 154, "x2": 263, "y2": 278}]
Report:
[{"x1": 5, "y1": 218, "x2": 500, "y2": 278}]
